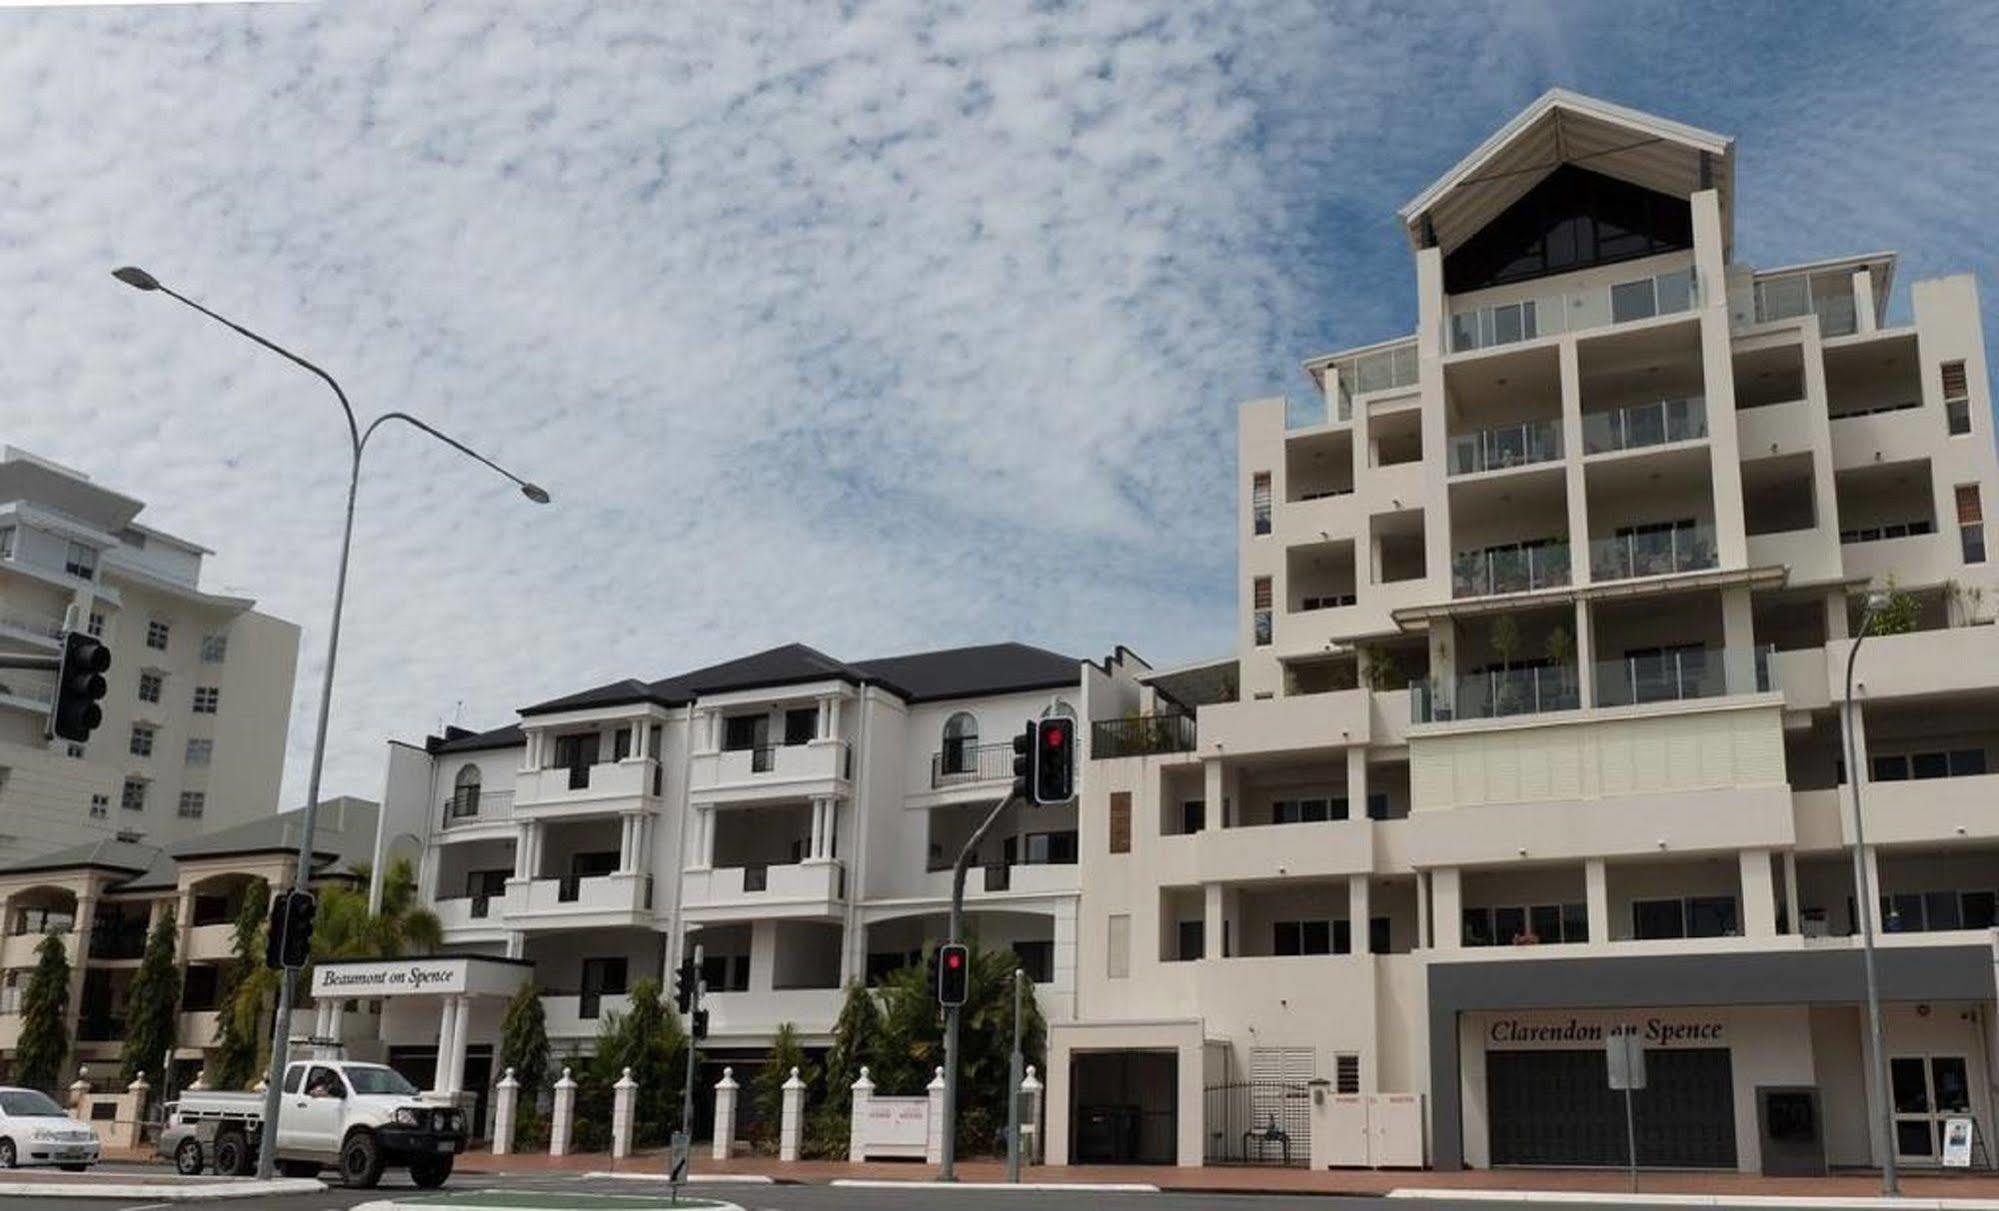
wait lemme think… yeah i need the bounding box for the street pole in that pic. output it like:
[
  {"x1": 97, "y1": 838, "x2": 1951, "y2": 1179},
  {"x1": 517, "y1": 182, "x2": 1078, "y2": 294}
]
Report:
[
  {"x1": 1006, "y1": 967, "x2": 1024, "y2": 1183},
  {"x1": 1842, "y1": 592, "x2": 1899, "y2": 1196},
  {"x1": 940, "y1": 791, "x2": 1020, "y2": 1181},
  {"x1": 673, "y1": 942, "x2": 703, "y2": 1203},
  {"x1": 111, "y1": 266, "x2": 548, "y2": 1179},
  {"x1": 1623, "y1": 1085, "x2": 1637, "y2": 1195}
]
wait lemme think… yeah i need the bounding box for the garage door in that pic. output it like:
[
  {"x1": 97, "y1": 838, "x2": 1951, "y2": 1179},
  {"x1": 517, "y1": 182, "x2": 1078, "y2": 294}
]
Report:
[{"x1": 1486, "y1": 1048, "x2": 1736, "y2": 1168}]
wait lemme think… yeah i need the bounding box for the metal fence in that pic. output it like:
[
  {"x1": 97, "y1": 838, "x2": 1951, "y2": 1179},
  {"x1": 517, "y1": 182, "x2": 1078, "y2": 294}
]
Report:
[
  {"x1": 1091, "y1": 713, "x2": 1197, "y2": 760},
  {"x1": 1203, "y1": 1081, "x2": 1312, "y2": 1166}
]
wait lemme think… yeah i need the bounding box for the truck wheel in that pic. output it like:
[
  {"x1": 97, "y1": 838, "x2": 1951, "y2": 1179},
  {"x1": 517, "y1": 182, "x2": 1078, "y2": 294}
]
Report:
[
  {"x1": 213, "y1": 1129, "x2": 254, "y2": 1177},
  {"x1": 278, "y1": 1159, "x2": 321, "y2": 1178},
  {"x1": 174, "y1": 1137, "x2": 204, "y2": 1176},
  {"x1": 339, "y1": 1130, "x2": 384, "y2": 1189},
  {"x1": 409, "y1": 1155, "x2": 454, "y2": 1188}
]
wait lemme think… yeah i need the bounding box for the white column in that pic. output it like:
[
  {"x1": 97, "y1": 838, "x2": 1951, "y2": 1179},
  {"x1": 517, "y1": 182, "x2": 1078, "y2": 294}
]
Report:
[
  {"x1": 611, "y1": 1067, "x2": 636, "y2": 1159},
  {"x1": 1202, "y1": 883, "x2": 1223, "y2": 961},
  {"x1": 1345, "y1": 746, "x2": 1368, "y2": 817},
  {"x1": 1783, "y1": 849, "x2": 1801, "y2": 936},
  {"x1": 549, "y1": 1068, "x2": 576, "y2": 1157},
  {"x1": 779, "y1": 1067, "x2": 806, "y2": 1162},
  {"x1": 1575, "y1": 598, "x2": 1596, "y2": 708},
  {"x1": 433, "y1": 998, "x2": 460, "y2": 1095},
  {"x1": 1348, "y1": 876, "x2": 1372, "y2": 954},
  {"x1": 846, "y1": 1067, "x2": 872, "y2": 1163},
  {"x1": 827, "y1": 696, "x2": 842, "y2": 739},
  {"x1": 491, "y1": 1068, "x2": 519, "y2": 1156},
  {"x1": 808, "y1": 799, "x2": 825, "y2": 860},
  {"x1": 1862, "y1": 846, "x2": 1887, "y2": 935},
  {"x1": 1739, "y1": 848, "x2": 1777, "y2": 938},
  {"x1": 1852, "y1": 268, "x2": 1877, "y2": 335},
  {"x1": 1721, "y1": 585, "x2": 1757, "y2": 695},
  {"x1": 1586, "y1": 858, "x2": 1611, "y2": 943},
  {"x1": 1416, "y1": 870, "x2": 1432, "y2": 950},
  {"x1": 514, "y1": 823, "x2": 534, "y2": 880},
  {"x1": 1432, "y1": 868, "x2": 1462, "y2": 951},
  {"x1": 1020, "y1": 1065, "x2": 1044, "y2": 1164},
  {"x1": 924, "y1": 1067, "x2": 946, "y2": 1165},
  {"x1": 713, "y1": 1067, "x2": 740, "y2": 1160}
]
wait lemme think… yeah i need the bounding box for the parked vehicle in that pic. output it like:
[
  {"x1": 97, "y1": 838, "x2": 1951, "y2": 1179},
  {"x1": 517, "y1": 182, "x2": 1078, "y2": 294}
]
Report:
[
  {"x1": 0, "y1": 1087, "x2": 100, "y2": 1170},
  {"x1": 164, "y1": 1060, "x2": 463, "y2": 1188}
]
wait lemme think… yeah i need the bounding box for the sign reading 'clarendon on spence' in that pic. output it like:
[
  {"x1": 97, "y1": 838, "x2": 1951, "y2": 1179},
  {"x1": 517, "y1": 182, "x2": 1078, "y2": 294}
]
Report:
[{"x1": 1486, "y1": 1016, "x2": 1726, "y2": 1046}]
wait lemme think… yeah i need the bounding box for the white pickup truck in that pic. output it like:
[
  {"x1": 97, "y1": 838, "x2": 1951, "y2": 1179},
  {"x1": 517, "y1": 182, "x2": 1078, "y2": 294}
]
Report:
[{"x1": 163, "y1": 1059, "x2": 465, "y2": 1188}]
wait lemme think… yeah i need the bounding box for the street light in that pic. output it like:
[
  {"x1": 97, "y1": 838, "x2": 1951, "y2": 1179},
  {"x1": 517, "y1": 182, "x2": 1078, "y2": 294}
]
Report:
[
  {"x1": 112, "y1": 265, "x2": 548, "y2": 1179},
  {"x1": 1842, "y1": 588, "x2": 1897, "y2": 1195}
]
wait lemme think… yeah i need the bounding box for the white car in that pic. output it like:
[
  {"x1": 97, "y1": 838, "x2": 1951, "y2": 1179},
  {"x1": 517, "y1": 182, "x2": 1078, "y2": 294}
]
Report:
[{"x1": 0, "y1": 1087, "x2": 100, "y2": 1170}]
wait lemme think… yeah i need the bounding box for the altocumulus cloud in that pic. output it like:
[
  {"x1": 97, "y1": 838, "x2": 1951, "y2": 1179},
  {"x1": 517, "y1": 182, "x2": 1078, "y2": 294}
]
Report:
[{"x1": 0, "y1": 0, "x2": 1995, "y2": 804}]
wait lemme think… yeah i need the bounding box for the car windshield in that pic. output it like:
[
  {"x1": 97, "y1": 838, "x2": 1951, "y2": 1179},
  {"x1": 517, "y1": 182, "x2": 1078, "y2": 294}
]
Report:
[
  {"x1": 0, "y1": 1090, "x2": 64, "y2": 1117},
  {"x1": 342, "y1": 1066, "x2": 418, "y2": 1097}
]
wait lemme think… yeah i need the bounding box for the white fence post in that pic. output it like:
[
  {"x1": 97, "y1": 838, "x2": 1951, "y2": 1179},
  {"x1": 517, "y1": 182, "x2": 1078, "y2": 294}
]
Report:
[
  {"x1": 611, "y1": 1067, "x2": 636, "y2": 1160},
  {"x1": 711, "y1": 1066, "x2": 739, "y2": 1161},
  {"x1": 67, "y1": 1067, "x2": 90, "y2": 1116},
  {"x1": 186, "y1": 1070, "x2": 210, "y2": 1093},
  {"x1": 491, "y1": 1068, "x2": 519, "y2": 1156},
  {"x1": 122, "y1": 1073, "x2": 149, "y2": 1149},
  {"x1": 1020, "y1": 1064, "x2": 1044, "y2": 1164},
  {"x1": 924, "y1": 1066, "x2": 946, "y2": 1165},
  {"x1": 847, "y1": 1065, "x2": 873, "y2": 1163},
  {"x1": 549, "y1": 1067, "x2": 577, "y2": 1157},
  {"x1": 779, "y1": 1067, "x2": 805, "y2": 1162}
]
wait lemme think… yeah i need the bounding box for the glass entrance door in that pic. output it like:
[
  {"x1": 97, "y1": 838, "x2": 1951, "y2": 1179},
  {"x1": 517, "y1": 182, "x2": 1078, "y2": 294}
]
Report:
[{"x1": 1891, "y1": 1055, "x2": 1973, "y2": 1162}]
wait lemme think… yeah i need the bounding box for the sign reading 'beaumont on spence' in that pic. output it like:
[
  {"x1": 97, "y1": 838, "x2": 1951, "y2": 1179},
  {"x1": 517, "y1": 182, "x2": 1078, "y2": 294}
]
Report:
[{"x1": 310, "y1": 955, "x2": 530, "y2": 1000}]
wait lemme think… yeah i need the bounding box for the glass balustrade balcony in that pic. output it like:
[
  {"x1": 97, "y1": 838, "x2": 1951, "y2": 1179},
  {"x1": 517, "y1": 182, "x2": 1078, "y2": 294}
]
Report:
[
  {"x1": 1411, "y1": 666, "x2": 1580, "y2": 722},
  {"x1": 1595, "y1": 644, "x2": 1778, "y2": 707},
  {"x1": 1449, "y1": 267, "x2": 1698, "y2": 353},
  {"x1": 1449, "y1": 419, "x2": 1562, "y2": 475},
  {"x1": 1582, "y1": 397, "x2": 1707, "y2": 455},
  {"x1": 1451, "y1": 542, "x2": 1571, "y2": 598},
  {"x1": 1589, "y1": 524, "x2": 1718, "y2": 582}
]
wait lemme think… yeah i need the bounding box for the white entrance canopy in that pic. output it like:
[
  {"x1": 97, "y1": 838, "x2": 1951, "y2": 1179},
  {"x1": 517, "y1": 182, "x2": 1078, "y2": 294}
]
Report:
[{"x1": 311, "y1": 956, "x2": 532, "y2": 1099}]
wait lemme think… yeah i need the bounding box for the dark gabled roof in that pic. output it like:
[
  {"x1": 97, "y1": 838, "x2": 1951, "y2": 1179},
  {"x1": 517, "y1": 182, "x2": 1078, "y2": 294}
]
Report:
[
  {"x1": 427, "y1": 723, "x2": 525, "y2": 755},
  {"x1": 852, "y1": 643, "x2": 1079, "y2": 703},
  {"x1": 657, "y1": 643, "x2": 866, "y2": 699},
  {"x1": 0, "y1": 800, "x2": 380, "y2": 894},
  {"x1": 0, "y1": 836, "x2": 162, "y2": 880},
  {"x1": 519, "y1": 678, "x2": 677, "y2": 718}
]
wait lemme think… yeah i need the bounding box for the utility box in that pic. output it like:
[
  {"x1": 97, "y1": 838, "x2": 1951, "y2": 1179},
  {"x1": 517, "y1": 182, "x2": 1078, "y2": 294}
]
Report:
[
  {"x1": 1756, "y1": 1086, "x2": 1826, "y2": 1176},
  {"x1": 1308, "y1": 1086, "x2": 1426, "y2": 1169}
]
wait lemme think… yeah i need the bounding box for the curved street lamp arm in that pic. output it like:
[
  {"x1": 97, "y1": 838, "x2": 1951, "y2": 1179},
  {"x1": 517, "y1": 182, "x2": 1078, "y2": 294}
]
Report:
[
  {"x1": 361, "y1": 411, "x2": 544, "y2": 497},
  {"x1": 150, "y1": 283, "x2": 360, "y2": 453}
]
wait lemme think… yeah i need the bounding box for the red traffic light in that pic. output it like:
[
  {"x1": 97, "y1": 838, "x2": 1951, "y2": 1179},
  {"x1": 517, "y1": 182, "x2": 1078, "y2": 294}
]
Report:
[
  {"x1": 1043, "y1": 723, "x2": 1067, "y2": 745},
  {"x1": 946, "y1": 951, "x2": 963, "y2": 968}
]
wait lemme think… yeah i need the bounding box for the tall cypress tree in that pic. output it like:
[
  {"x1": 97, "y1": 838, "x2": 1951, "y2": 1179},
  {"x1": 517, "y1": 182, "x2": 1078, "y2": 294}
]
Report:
[
  {"x1": 121, "y1": 908, "x2": 182, "y2": 1087},
  {"x1": 210, "y1": 879, "x2": 272, "y2": 1089},
  {"x1": 16, "y1": 932, "x2": 71, "y2": 1093}
]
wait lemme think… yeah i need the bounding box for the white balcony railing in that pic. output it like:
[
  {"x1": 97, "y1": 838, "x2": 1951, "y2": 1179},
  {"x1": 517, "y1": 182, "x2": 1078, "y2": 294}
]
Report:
[
  {"x1": 520, "y1": 873, "x2": 652, "y2": 916},
  {"x1": 1450, "y1": 266, "x2": 1697, "y2": 353},
  {"x1": 440, "y1": 789, "x2": 515, "y2": 829},
  {"x1": 682, "y1": 861, "x2": 845, "y2": 909}
]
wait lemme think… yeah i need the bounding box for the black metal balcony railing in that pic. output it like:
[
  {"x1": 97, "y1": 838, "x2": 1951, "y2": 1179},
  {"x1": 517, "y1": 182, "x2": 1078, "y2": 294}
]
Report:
[
  {"x1": 984, "y1": 863, "x2": 1010, "y2": 893},
  {"x1": 932, "y1": 742, "x2": 1011, "y2": 787},
  {"x1": 556, "y1": 874, "x2": 582, "y2": 903},
  {"x1": 751, "y1": 745, "x2": 776, "y2": 773},
  {"x1": 1092, "y1": 713, "x2": 1197, "y2": 760},
  {"x1": 469, "y1": 895, "x2": 492, "y2": 920},
  {"x1": 88, "y1": 921, "x2": 147, "y2": 961},
  {"x1": 744, "y1": 864, "x2": 769, "y2": 893}
]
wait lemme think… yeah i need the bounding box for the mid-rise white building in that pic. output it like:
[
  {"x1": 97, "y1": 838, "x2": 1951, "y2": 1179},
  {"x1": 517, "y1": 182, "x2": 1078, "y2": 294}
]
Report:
[
  {"x1": 0, "y1": 447, "x2": 300, "y2": 861},
  {"x1": 1054, "y1": 90, "x2": 1999, "y2": 1175}
]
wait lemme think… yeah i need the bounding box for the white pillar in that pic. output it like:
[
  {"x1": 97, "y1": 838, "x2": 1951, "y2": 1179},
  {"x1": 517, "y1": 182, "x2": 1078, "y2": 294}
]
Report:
[
  {"x1": 611, "y1": 1067, "x2": 637, "y2": 1159},
  {"x1": 1862, "y1": 845, "x2": 1888, "y2": 935},
  {"x1": 433, "y1": 998, "x2": 460, "y2": 1095},
  {"x1": 68, "y1": 1069, "x2": 90, "y2": 1115},
  {"x1": 924, "y1": 1066, "x2": 946, "y2": 1165},
  {"x1": 847, "y1": 1066, "x2": 873, "y2": 1163},
  {"x1": 549, "y1": 1068, "x2": 577, "y2": 1157},
  {"x1": 779, "y1": 1066, "x2": 806, "y2": 1162},
  {"x1": 122, "y1": 1073, "x2": 148, "y2": 1148},
  {"x1": 1020, "y1": 1064, "x2": 1044, "y2": 1165},
  {"x1": 491, "y1": 1068, "x2": 519, "y2": 1156},
  {"x1": 1202, "y1": 882, "x2": 1223, "y2": 961},
  {"x1": 1432, "y1": 868, "x2": 1462, "y2": 951},
  {"x1": 1739, "y1": 848, "x2": 1777, "y2": 938},
  {"x1": 713, "y1": 1067, "x2": 739, "y2": 1160},
  {"x1": 808, "y1": 799, "x2": 825, "y2": 860},
  {"x1": 1348, "y1": 875, "x2": 1372, "y2": 954},
  {"x1": 1783, "y1": 849, "x2": 1801, "y2": 936},
  {"x1": 186, "y1": 1071, "x2": 209, "y2": 1093},
  {"x1": 1416, "y1": 870, "x2": 1432, "y2": 950},
  {"x1": 1345, "y1": 746, "x2": 1368, "y2": 818},
  {"x1": 1586, "y1": 858, "x2": 1611, "y2": 943},
  {"x1": 1853, "y1": 268, "x2": 1877, "y2": 335}
]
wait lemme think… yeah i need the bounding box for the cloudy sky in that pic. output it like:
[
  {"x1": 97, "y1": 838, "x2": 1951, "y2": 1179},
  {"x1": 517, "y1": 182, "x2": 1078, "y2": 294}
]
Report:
[{"x1": 2, "y1": 0, "x2": 1995, "y2": 806}]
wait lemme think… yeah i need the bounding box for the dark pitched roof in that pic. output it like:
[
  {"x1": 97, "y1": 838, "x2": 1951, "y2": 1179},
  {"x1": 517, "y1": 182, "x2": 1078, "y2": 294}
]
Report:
[
  {"x1": 427, "y1": 723, "x2": 525, "y2": 755},
  {"x1": 519, "y1": 678, "x2": 677, "y2": 718},
  {"x1": 852, "y1": 643, "x2": 1079, "y2": 703},
  {"x1": 0, "y1": 836, "x2": 163, "y2": 880},
  {"x1": 657, "y1": 643, "x2": 866, "y2": 699}
]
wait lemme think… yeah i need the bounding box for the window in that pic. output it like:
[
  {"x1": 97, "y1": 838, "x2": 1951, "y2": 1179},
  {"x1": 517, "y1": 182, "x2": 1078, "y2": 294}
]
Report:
[
  {"x1": 1177, "y1": 919, "x2": 1204, "y2": 961},
  {"x1": 129, "y1": 724, "x2": 154, "y2": 757},
  {"x1": 1012, "y1": 940, "x2": 1053, "y2": 984},
  {"x1": 145, "y1": 620, "x2": 170, "y2": 651},
  {"x1": 1108, "y1": 792, "x2": 1131, "y2": 854},
  {"x1": 192, "y1": 686, "x2": 219, "y2": 714},
  {"x1": 200, "y1": 633, "x2": 228, "y2": 663},
  {"x1": 1180, "y1": 799, "x2": 1206, "y2": 834},
  {"x1": 1273, "y1": 920, "x2": 1335, "y2": 956},
  {"x1": 1633, "y1": 896, "x2": 1738, "y2": 940},
  {"x1": 185, "y1": 738, "x2": 213, "y2": 767},
  {"x1": 137, "y1": 672, "x2": 162, "y2": 704},
  {"x1": 783, "y1": 707, "x2": 818, "y2": 746},
  {"x1": 65, "y1": 744, "x2": 84, "y2": 759},
  {"x1": 1251, "y1": 473, "x2": 1272, "y2": 536},
  {"x1": 1107, "y1": 914, "x2": 1130, "y2": 978},
  {"x1": 1874, "y1": 749, "x2": 1987, "y2": 782},
  {"x1": 1334, "y1": 1054, "x2": 1361, "y2": 1095},
  {"x1": 1022, "y1": 830, "x2": 1078, "y2": 865},
  {"x1": 1441, "y1": 165, "x2": 1693, "y2": 294},
  {"x1": 940, "y1": 712, "x2": 978, "y2": 776},
  {"x1": 1958, "y1": 485, "x2": 1985, "y2": 564},
  {"x1": 86, "y1": 612, "x2": 105, "y2": 638},
  {"x1": 1944, "y1": 361, "x2": 1972, "y2": 436},
  {"x1": 177, "y1": 792, "x2": 205, "y2": 819},
  {"x1": 0, "y1": 527, "x2": 12, "y2": 559},
  {"x1": 721, "y1": 714, "x2": 765, "y2": 752},
  {"x1": 1252, "y1": 577, "x2": 1273, "y2": 646},
  {"x1": 1462, "y1": 903, "x2": 1587, "y2": 946},
  {"x1": 282, "y1": 1066, "x2": 305, "y2": 1095},
  {"x1": 611, "y1": 727, "x2": 633, "y2": 763},
  {"x1": 88, "y1": 794, "x2": 108, "y2": 820},
  {"x1": 120, "y1": 778, "x2": 147, "y2": 812},
  {"x1": 64, "y1": 542, "x2": 97, "y2": 580}
]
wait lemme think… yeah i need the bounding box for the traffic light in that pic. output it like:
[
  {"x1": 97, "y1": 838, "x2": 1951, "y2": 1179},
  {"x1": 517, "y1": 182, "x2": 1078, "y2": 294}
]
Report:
[
  {"x1": 691, "y1": 1008, "x2": 710, "y2": 1039},
  {"x1": 264, "y1": 891, "x2": 287, "y2": 970},
  {"x1": 1011, "y1": 722, "x2": 1035, "y2": 800},
  {"x1": 280, "y1": 891, "x2": 316, "y2": 969},
  {"x1": 924, "y1": 947, "x2": 942, "y2": 998},
  {"x1": 937, "y1": 942, "x2": 969, "y2": 1007},
  {"x1": 1033, "y1": 716, "x2": 1074, "y2": 804},
  {"x1": 673, "y1": 960, "x2": 699, "y2": 1014},
  {"x1": 50, "y1": 631, "x2": 111, "y2": 744}
]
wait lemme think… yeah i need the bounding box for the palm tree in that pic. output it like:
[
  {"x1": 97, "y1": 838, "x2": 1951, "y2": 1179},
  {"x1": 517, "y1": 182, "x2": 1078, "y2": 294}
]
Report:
[{"x1": 312, "y1": 857, "x2": 442, "y2": 964}]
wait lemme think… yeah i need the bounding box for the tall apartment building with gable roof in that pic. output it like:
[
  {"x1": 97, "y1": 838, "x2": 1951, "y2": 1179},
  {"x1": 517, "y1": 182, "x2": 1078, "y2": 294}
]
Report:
[{"x1": 1060, "y1": 90, "x2": 1999, "y2": 1174}]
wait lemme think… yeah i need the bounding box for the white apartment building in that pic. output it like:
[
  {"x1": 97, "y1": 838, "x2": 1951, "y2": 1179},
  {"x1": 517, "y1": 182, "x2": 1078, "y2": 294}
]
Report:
[
  {"x1": 0, "y1": 447, "x2": 300, "y2": 861},
  {"x1": 1054, "y1": 91, "x2": 1999, "y2": 1175},
  {"x1": 343, "y1": 641, "x2": 1141, "y2": 1136}
]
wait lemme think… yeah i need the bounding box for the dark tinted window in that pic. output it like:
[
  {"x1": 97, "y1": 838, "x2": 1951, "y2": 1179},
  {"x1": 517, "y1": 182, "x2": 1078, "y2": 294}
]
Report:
[{"x1": 1442, "y1": 165, "x2": 1693, "y2": 293}]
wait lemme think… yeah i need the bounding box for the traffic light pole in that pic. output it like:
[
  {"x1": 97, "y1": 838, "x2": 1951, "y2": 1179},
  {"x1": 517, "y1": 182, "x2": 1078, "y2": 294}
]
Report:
[
  {"x1": 673, "y1": 942, "x2": 703, "y2": 1200},
  {"x1": 940, "y1": 791, "x2": 1020, "y2": 1181}
]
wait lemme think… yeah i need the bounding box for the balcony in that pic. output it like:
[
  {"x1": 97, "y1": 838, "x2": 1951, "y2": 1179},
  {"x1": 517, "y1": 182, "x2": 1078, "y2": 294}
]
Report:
[
  {"x1": 516, "y1": 759, "x2": 656, "y2": 811},
  {"x1": 1412, "y1": 666, "x2": 1580, "y2": 723},
  {"x1": 931, "y1": 742, "x2": 1010, "y2": 788},
  {"x1": 518, "y1": 873, "x2": 651, "y2": 921},
  {"x1": 87, "y1": 920, "x2": 147, "y2": 962},
  {"x1": 1753, "y1": 272, "x2": 1858, "y2": 338},
  {"x1": 0, "y1": 929, "x2": 75, "y2": 968},
  {"x1": 1198, "y1": 691, "x2": 1369, "y2": 758},
  {"x1": 541, "y1": 993, "x2": 633, "y2": 1038},
  {"x1": 184, "y1": 922, "x2": 235, "y2": 963},
  {"x1": 1593, "y1": 646, "x2": 1773, "y2": 708},
  {"x1": 0, "y1": 609, "x2": 63, "y2": 649},
  {"x1": 922, "y1": 859, "x2": 1080, "y2": 901},
  {"x1": 1091, "y1": 713, "x2": 1197, "y2": 760},
  {"x1": 704, "y1": 987, "x2": 846, "y2": 1037},
  {"x1": 440, "y1": 789, "x2": 515, "y2": 830},
  {"x1": 1583, "y1": 397, "x2": 1707, "y2": 456},
  {"x1": 0, "y1": 669, "x2": 55, "y2": 711},
  {"x1": 77, "y1": 1014, "x2": 126, "y2": 1043},
  {"x1": 178, "y1": 1009, "x2": 221, "y2": 1046},
  {"x1": 436, "y1": 889, "x2": 522, "y2": 932},
  {"x1": 1449, "y1": 266, "x2": 1697, "y2": 353},
  {"x1": 691, "y1": 741, "x2": 851, "y2": 803},
  {"x1": 681, "y1": 860, "x2": 846, "y2": 922},
  {"x1": 1449, "y1": 420, "x2": 1561, "y2": 477},
  {"x1": 1452, "y1": 542, "x2": 1570, "y2": 599},
  {"x1": 1589, "y1": 523, "x2": 1718, "y2": 582}
]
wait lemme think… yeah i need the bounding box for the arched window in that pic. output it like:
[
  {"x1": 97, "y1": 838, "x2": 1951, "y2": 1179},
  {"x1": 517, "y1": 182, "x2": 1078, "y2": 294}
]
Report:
[
  {"x1": 451, "y1": 764, "x2": 482, "y2": 819},
  {"x1": 941, "y1": 712, "x2": 979, "y2": 776},
  {"x1": 1042, "y1": 699, "x2": 1076, "y2": 720}
]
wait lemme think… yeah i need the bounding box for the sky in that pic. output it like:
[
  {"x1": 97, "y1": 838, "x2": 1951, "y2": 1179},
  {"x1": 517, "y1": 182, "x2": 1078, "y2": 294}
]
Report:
[{"x1": 2, "y1": 0, "x2": 1997, "y2": 807}]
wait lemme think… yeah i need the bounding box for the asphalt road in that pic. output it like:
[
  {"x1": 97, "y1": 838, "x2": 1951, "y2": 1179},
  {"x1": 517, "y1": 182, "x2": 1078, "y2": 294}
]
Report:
[{"x1": 4, "y1": 1168, "x2": 1887, "y2": 1211}]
